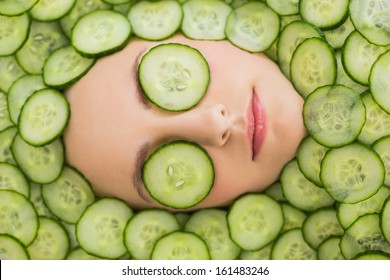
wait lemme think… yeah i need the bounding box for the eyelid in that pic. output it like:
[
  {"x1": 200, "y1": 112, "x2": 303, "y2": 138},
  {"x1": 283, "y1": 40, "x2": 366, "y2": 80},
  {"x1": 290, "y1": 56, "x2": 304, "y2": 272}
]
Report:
[{"x1": 133, "y1": 142, "x2": 152, "y2": 203}]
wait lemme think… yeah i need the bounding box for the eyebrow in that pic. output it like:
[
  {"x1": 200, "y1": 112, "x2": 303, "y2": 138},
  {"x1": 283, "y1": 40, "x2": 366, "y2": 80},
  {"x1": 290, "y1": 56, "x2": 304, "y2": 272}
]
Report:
[
  {"x1": 132, "y1": 142, "x2": 151, "y2": 202},
  {"x1": 132, "y1": 48, "x2": 151, "y2": 110}
]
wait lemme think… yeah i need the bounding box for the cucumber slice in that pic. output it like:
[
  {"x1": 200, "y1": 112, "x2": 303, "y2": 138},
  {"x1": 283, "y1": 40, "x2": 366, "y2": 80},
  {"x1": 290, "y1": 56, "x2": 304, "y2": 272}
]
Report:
[
  {"x1": 0, "y1": 190, "x2": 38, "y2": 246},
  {"x1": 0, "y1": 56, "x2": 26, "y2": 93},
  {"x1": 16, "y1": 21, "x2": 69, "y2": 75},
  {"x1": 71, "y1": 9, "x2": 131, "y2": 58},
  {"x1": 29, "y1": 0, "x2": 76, "y2": 22},
  {"x1": 266, "y1": 0, "x2": 299, "y2": 16},
  {"x1": 0, "y1": 126, "x2": 17, "y2": 164},
  {"x1": 123, "y1": 209, "x2": 180, "y2": 260},
  {"x1": 340, "y1": 213, "x2": 390, "y2": 259},
  {"x1": 296, "y1": 135, "x2": 329, "y2": 187},
  {"x1": 320, "y1": 142, "x2": 385, "y2": 203},
  {"x1": 302, "y1": 208, "x2": 343, "y2": 249},
  {"x1": 59, "y1": 0, "x2": 112, "y2": 38},
  {"x1": 373, "y1": 136, "x2": 390, "y2": 186},
  {"x1": 27, "y1": 216, "x2": 70, "y2": 260},
  {"x1": 303, "y1": 85, "x2": 366, "y2": 148},
  {"x1": 184, "y1": 208, "x2": 241, "y2": 260},
  {"x1": 0, "y1": 0, "x2": 38, "y2": 16},
  {"x1": 271, "y1": 228, "x2": 317, "y2": 260},
  {"x1": 277, "y1": 20, "x2": 322, "y2": 80},
  {"x1": 0, "y1": 162, "x2": 30, "y2": 198},
  {"x1": 142, "y1": 141, "x2": 214, "y2": 209},
  {"x1": 151, "y1": 231, "x2": 211, "y2": 260},
  {"x1": 381, "y1": 197, "x2": 390, "y2": 244},
  {"x1": 18, "y1": 88, "x2": 70, "y2": 146},
  {"x1": 7, "y1": 75, "x2": 47, "y2": 125},
  {"x1": 353, "y1": 250, "x2": 390, "y2": 260},
  {"x1": 0, "y1": 234, "x2": 30, "y2": 260},
  {"x1": 337, "y1": 185, "x2": 390, "y2": 229},
  {"x1": 66, "y1": 247, "x2": 103, "y2": 260},
  {"x1": 280, "y1": 160, "x2": 335, "y2": 212},
  {"x1": 317, "y1": 236, "x2": 344, "y2": 260},
  {"x1": 370, "y1": 50, "x2": 390, "y2": 114},
  {"x1": 290, "y1": 37, "x2": 336, "y2": 99},
  {"x1": 358, "y1": 93, "x2": 390, "y2": 145},
  {"x1": 239, "y1": 243, "x2": 273, "y2": 260},
  {"x1": 227, "y1": 193, "x2": 283, "y2": 251},
  {"x1": 299, "y1": 0, "x2": 349, "y2": 30},
  {"x1": 138, "y1": 43, "x2": 210, "y2": 112},
  {"x1": 11, "y1": 134, "x2": 65, "y2": 184},
  {"x1": 76, "y1": 198, "x2": 133, "y2": 259},
  {"x1": 335, "y1": 51, "x2": 368, "y2": 94},
  {"x1": 43, "y1": 45, "x2": 95, "y2": 89},
  {"x1": 29, "y1": 183, "x2": 54, "y2": 218},
  {"x1": 41, "y1": 166, "x2": 96, "y2": 224},
  {"x1": 128, "y1": 0, "x2": 182, "y2": 41},
  {"x1": 280, "y1": 202, "x2": 307, "y2": 233},
  {"x1": 225, "y1": 1, "x2": 280, "y2": 52},
  {"x1": 264, "y1": 181, "x2": 286, "y2": 202},
  {"x1": 0, "y1": 13, "x2": 30, "y2": 56},
  {"x1": 0, "y1": 91, "x2": 13, "y2": 132},
  {"x1": 181, "y1": 0, "x2": 232, "y2": 40},
  {"x1": 349, "y1": 0, "x2": 390, "y2": 46},
  {"x1": 323, "y1": 17, "x2": 355, "y2": 50},
  {"x1": 342, "y1": 31, "x2": 389, "y2": 86}
]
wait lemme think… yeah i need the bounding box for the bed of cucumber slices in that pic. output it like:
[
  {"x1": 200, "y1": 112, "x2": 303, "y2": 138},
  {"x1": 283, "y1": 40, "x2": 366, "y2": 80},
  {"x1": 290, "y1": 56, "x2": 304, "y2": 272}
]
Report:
[{"x1": 1, "y1": 0, "x2": 390, "y2": 260}]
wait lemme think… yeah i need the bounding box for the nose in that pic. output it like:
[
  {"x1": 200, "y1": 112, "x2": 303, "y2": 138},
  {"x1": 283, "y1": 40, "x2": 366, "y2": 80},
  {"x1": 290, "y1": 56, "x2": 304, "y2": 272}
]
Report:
[{"x1": 162, "y1": 103, "x2": 232, "y2": 147}]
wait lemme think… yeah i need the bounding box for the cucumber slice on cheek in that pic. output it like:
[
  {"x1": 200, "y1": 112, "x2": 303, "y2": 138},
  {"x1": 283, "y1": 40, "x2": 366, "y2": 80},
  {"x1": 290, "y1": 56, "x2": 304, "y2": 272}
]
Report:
[{"x1": 142, "y1": 141, "x2": 215, "y2": 209}]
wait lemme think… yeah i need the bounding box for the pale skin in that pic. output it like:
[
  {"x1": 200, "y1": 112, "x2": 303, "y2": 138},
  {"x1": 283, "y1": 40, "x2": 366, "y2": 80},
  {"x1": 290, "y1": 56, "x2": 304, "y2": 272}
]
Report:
[{"x1": 64, "y1": 34, "x2": 306, "y2": 211}]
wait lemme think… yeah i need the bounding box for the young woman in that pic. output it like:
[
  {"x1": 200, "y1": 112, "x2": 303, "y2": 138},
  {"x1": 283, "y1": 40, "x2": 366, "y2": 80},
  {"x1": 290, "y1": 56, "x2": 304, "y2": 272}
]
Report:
[{"x1": 64, "y1": 34, "x2": 306, "y2": 210}]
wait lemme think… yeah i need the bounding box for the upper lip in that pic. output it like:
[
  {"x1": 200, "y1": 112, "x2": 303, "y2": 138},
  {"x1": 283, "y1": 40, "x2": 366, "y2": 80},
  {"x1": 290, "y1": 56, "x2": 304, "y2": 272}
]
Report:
[{"x1": 247, "y1": 89, "x2": 266, "y2": 161}]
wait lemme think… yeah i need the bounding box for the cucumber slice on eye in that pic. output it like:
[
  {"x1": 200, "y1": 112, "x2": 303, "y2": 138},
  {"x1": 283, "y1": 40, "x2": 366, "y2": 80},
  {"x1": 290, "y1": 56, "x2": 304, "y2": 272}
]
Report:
[
  {"x1": 138, "y1": 43, "x2": 210, "y2": 112},
  {"x1": 320, "y1": 142, "x2": 385, "y2": 204},
  {"x1": 303, "y1": 85, "x2": 366, "y2": 148},
  {"x1": 142, "y1": 141, "x2": 214, "y2": 209},
  {"x1": 128, "y1": 0, "x2": 183, "y2": 41},
  {"x1": 18, "y1": 88, "x2": 70, "y2": 147}
]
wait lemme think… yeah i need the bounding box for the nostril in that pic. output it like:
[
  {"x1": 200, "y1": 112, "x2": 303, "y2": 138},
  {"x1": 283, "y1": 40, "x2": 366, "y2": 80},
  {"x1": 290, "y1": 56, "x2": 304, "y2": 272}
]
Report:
[{"x1": 222, "y1": 130, "x2": 229, "y2": 142}]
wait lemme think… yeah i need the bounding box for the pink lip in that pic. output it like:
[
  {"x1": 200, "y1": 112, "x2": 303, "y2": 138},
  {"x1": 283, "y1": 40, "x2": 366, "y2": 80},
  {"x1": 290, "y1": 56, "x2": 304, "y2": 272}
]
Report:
[{"x1": 247, "y1": 89, "x2": 266, "y2": 161}]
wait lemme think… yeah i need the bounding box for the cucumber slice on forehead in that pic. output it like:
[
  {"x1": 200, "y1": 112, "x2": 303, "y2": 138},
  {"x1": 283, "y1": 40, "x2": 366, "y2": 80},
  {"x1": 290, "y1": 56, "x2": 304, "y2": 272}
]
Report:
[
  {"x1": 138, "y1": 43, "x2": 210, "y2": 112},
  {"x1": 128, "y1": 0, "x2": 183, "y2": 41},
  {"x1": 142, "y1": 141, "x2": 214, "y2": 209}
]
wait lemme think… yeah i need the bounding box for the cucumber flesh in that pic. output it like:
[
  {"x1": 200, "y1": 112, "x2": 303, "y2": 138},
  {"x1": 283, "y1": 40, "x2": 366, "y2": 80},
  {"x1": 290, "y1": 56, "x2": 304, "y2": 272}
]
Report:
[{"x1": 142, "y1": 141, "x2": 214, "y2": 209}]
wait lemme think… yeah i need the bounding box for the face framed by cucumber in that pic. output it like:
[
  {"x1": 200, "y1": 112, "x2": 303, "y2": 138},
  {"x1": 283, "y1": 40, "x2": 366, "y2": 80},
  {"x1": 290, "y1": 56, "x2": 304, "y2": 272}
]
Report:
[{"x1": 1, "y1": 0, "x2": 390, "y2": 261}]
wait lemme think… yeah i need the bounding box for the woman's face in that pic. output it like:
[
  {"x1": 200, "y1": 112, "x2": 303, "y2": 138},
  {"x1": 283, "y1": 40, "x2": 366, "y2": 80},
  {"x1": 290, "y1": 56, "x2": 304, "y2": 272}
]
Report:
[{"x1": 64, "y1": 34, "x2": 306, "y2": 211}]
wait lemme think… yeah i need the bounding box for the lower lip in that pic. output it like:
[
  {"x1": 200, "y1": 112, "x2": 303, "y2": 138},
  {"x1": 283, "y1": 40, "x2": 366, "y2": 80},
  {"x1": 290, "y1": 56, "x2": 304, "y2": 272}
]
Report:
[{"x1": 247, "y1": 90, "x2": 266, "y2": 161}]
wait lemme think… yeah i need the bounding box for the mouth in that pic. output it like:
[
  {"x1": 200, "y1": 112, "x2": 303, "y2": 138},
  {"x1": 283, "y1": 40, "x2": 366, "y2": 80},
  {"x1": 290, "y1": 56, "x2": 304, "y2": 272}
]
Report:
[{"x1": 247, "y1": 89, "x2": 266, "y2": 161}]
